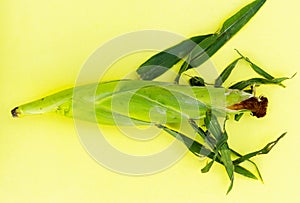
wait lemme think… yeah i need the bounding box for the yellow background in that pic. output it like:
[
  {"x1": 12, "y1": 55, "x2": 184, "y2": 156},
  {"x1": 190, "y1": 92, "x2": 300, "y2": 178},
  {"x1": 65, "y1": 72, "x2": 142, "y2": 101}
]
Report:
[{"x1": 1, "y1": 0, "x2": 299, "y2": 202}]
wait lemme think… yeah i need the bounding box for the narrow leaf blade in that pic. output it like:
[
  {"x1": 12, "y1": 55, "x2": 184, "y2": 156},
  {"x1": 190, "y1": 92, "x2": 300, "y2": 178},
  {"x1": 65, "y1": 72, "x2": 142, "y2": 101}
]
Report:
[
  {"x1": 234, "y1": 165, "x2": 258, "y2": 180},
  {"x1": 201, "y1": 161, "x2": 214, "y2": 173},
  {"x1": 230, "y1": 149, "x2": 263, "y2": 182},
  {"x1": 204, "y1": 111, "x2": 223, "y2": 141},
  {"x1": 215, "y1": 58, "x2": 241, "y2": 87},
  {"x1": 229, "y1": 77, "x2": 290, "y2": 90},
  {"x1": 189, "y1": 119, "x2": 216, "y2": 149},
  {"x1": 157, "y1": 124, "x2": 258, "y2": 181},
  {"x1": 220, "y1": 142, "x2": 235, "y2": 194},
  {"x1": 180, "y1": 0, "x2": 266, "y2": 75},
  {"x1": 156, "y1": 124, "x2": 213, "y2": 158},
  {"x1": 136, "y1": 34, "x2": 212, "y2": 80},
  {"x1": 235, "y1": 49, "x2": 275, "y2": 80},
  {"x1": 233, "y1": 132, "x2": 287, "y2": 165},
  {"x1": 250, "y1": 63, "x2": 274, "y2": 80}
]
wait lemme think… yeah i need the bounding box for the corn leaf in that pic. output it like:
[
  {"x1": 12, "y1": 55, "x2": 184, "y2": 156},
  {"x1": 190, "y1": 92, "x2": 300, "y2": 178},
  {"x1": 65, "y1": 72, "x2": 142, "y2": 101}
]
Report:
[
  {"x1": 214, "y1": 58, "x2": 242, "y2": 87},
  {"x1": 136, "y1": 0, "x2": 266, "y2": 81},
  {"x1": 203, "y1": 111, "x2": 235, "y2": 193},
  {"x1": 201, "y1": 135, "x2": 228, "y2": 173},
  {"x1": 178, "y1": 0, "x2": 266, "y2": 78},
  {"x1": 202, "y1": 130, "x2": 228, "y2": 173},
  {"x1": 235, "y1": 49, "x2": 274, "y2": 80},
  {"x1": 233, "y1": 132, "x2": 286, "y2": 165},
  {"x1": 189, "y1": 119, "x2": 223, "y2": 173},
  {"x1": 219, "y1": 133, "x2": 235, "y2": 194},
  {"x1": 234, "y1": 165, "x2": 258, "y2": 180},
  {"x1": 230, "y1": 149, "x2": 263, "y2": 182},
  {"x1": 201, "y1": 160, "x2": 214, "y2": 173},
  {"x1": 189, "y1": 119, "x2": 216, "y2": 149},
  {"x1": 214, "y1": 50, "x2": 288, "y2": 89},
  {"x1": 156, "y1": 124, "x2": 258, "y2": 180},
  {"x1": 229, "y1": 77, "x2": 290, "y2": 90},
  {"x1": 156, "y1": 124, "x2": 213, "y2": 158},
  {"x1": 204, "y1": 111, "x2": 223, "y2": 141},
  {"x1": 136, "y1": 34, "x2": 212, "y2": 80}
]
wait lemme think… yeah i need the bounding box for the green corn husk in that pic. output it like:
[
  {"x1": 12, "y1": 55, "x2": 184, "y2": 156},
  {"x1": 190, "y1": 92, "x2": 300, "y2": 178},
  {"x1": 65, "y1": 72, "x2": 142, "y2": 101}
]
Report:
[{"x1": 11, "y1": 80, "x2": 254, "y2": 125}]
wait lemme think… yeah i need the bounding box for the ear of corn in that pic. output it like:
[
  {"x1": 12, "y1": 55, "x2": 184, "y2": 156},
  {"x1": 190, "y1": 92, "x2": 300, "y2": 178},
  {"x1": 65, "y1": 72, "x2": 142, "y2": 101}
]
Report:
[{"x1": 12, "y1": 80, "x2": 255, "y2": 125}]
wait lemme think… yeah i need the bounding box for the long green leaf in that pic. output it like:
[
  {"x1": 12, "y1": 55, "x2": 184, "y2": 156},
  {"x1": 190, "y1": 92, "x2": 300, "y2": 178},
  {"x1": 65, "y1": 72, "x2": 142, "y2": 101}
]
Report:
[
  {"x1": 156, "y1": 124, "x2": 213, "y2": 158},
  {"x1": 201, "y1": 161, "x2": 214, "y2": 173},
  {"x1": 230, "y1": 149, "x2": 263, "y2": 182},
  {"x1": 234, "y1": 165, "x2": 258, "y2": 180},
  {"x1": 229, "y1": 77, "x2": 290, "y2": 90},
  {"x1": 156, "y1": 124, "x2": 258, "y2": 179},
  {"x1": 189, "y1": 119, "x2": 224, "y2": 173},
  {"x1": 214, "y1": 58, "x2": 242, "y2": 87},
  {"x1": 219, "y1": 133, "x2": 235, "y2": 194},
  {"x1": 189, "y1": 119, "x2": 216, "y2": 149},
  {"x1": 235, "y1": 49, "x2": 275, "y2": 80},
  {"x1": 233, "y1": 132, "x2": 286, "y2": 165},
  {"x1": 136, "y1": 34, "x2": 212, "y2": 80},
  {"x1": 201, "y1": 135, "x2": 228, "y2": 173},
  {"x1": 178, "y1": 0, "x2": 266, "y2": 77},
  {"x1": 204, "y1": 111, "x2": 223, "y2": 141},
  {"x1": 203, "y1": 111, "x2": 235, "y2": 193}
]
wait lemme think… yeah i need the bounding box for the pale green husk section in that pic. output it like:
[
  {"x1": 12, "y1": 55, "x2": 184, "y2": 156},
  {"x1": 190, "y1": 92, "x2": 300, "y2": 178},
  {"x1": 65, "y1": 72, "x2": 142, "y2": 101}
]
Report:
[{"x1": 16, "y1": 80, "x2": 252, "y2": 125}]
